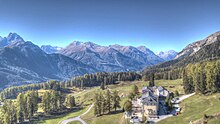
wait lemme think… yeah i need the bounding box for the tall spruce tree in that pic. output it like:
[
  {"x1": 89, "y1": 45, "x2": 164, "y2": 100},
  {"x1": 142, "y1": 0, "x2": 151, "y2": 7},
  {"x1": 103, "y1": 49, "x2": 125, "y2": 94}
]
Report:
[
  {"x1": 94, "y1": 93, "x2": 100, "y2": 116},
  {"x1": 65, "y1": 95, "x2": 76, "y2": 108},
  {"x1": 149, "y1": 73, "x2": 155, "y2": 87},
  {"x1": 132, "y1": 84, "x2": 139, "y2": 95},
  {"x1": 197, "y1": 64, "x2": 206, "y2": 93},
  {"x1": 16, "y1": 93, "x2": 25, "y2": 123},
  {"x1": 106, "y1": 89, "x2": 112, "y2": 113},
  {"x1": 112, "y1": 91, "x2": 121, "y2": 112},
  {"x1": 42, "y1": 91, "x2": 51, "y2": 113}
]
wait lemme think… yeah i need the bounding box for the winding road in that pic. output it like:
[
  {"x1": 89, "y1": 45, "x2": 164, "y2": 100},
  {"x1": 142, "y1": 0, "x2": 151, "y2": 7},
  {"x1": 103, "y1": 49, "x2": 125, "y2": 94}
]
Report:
[{"x1": 60, "y1": 103, "x2": 94, "y2": 124}]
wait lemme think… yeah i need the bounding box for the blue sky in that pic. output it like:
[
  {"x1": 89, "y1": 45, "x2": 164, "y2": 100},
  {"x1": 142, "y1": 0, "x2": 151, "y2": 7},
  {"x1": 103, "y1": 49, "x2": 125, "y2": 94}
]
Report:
[{"x1": 1, "y1": 0, "x2": 220, "y2": 52}]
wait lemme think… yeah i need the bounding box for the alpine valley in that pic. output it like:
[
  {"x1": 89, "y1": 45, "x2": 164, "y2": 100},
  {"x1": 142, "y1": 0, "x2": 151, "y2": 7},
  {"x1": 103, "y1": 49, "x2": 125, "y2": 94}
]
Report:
[
  {"x1": 0, "y1": 33, "x2": 177, "y2": 88},
  {"x1": 0, "y1": 31, "x2": 220, "y2": 124}
]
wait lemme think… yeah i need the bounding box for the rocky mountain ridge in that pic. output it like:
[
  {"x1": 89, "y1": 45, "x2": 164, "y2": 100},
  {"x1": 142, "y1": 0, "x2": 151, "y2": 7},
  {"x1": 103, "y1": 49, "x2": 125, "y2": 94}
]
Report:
[
  {"x1": 59, "y1": 41, "x2": 166, "y2": 72},
  {"x1": 175, "y1": 31, "x2": 220, "y2": 59},
  {"x1": 0, "y1": 34, "x2": 97, "y2": 88}
]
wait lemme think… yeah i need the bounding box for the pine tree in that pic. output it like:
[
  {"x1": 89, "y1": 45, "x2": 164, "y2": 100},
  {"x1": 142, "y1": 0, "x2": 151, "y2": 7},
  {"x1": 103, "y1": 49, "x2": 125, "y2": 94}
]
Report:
[
  {"x1": 123, "y1": 100, "x2": 132, "y2": 112},
  {"x1": 197, "y1": 64, "x2": 206, "y2": 93},
  {"x1": 132, "y1": 84, "x2": 139, "y2": 95},
  {"x1": 51, "y1": 90, "x2": 57, "y2": 112},
  {"x1": 100, "y1": 82, "x2": 105, "y2": 90},
  {"x1": 112, "y1": 91, "x2": 121, "y2": 112},
  {"x1": 106, "y1": 89, "x2": 112, "y2": 113},
  {"x1": 100, "y1": 93, "x2": 107, "y2": 114},
  {"x1": 24, "y1": 91, "x2": 38, "y2": 120},
  {"x1": 26, "y1": 93, "x2": 33, "y2": 120},
  {"x1": 174, "y1": 90, "x2": 179, "y2": 97},
  {"x1": 2, "y1": 100, "x2": 17, "y2": 124},
  {"x1": 205, "y1": 62, "x2": 217, "y2": 92},
  {"x1": 16, "y1": 93, "x2": 25, "y2": 123},
  {"x1": 149, "y1": 73, "x2": 155, "y2": 87},
  {"x1": 11, "y1": 102, "x2": 17, "y2": 124},
  {"x1": 42, "y1": 91, "x2": 51, "y2": 113},
  {"x1": 128, "y1": 92, "x2": 135, "y2": 100},
  {"x1": 216, "y1": 60, "x2": 220, "y2": 91},
  {"x1": 183, "y1": 65, "x2": 195, "y2": 93},
  {"x1": 98, "y1": 93, "x2": 102, "y2": 115},
  {"x1": 94, "y1": 93, "x2": 99, "y2": 116},
  {"x1": 66, "y1": 95, "x2": 76, "y2": 108}
]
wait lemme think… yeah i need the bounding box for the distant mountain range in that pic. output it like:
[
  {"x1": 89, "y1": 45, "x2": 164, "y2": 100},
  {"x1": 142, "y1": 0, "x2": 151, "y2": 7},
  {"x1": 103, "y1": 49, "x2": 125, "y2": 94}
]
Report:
[
  {"x1": 58, "y1": 42, "x2": 166, "y2": 72},
  {"x1": 0, "y1": 33, "x2": 97, "y2": 88},
  {"x1": 0, "y1": 32, "x2": 179, "y2": 88}
]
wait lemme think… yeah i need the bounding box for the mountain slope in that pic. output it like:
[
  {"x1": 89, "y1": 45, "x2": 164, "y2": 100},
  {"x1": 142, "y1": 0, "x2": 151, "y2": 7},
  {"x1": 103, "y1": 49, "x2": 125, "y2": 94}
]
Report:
[
  {"x1": 111, "y1": 45, "x2": 164, "y2": 65},
  {"x1": 136, "y1": 46, "x2": 164, "y2": 64},
  {"x1": 156, "y1": 50, "x2": 178, "y2": 61},
  {"x1": 0, "y1": 40, "x2": 97, "y2": 88},
  {"x1": 175, "y1": 31, "x2": 220, "y2": 59},
  {"x1": 59, "y1": 42, "x2": 164, "y2": 72},
  {"x1": 143, "y1": 31, "x2": 220, "y2": 74}
]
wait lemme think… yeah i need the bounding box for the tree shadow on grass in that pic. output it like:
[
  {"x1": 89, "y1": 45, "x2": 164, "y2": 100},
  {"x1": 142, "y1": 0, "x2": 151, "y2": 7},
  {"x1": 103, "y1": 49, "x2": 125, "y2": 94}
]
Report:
[
  {"x1": 26, "y1": 106, "x2": 84, "y2": 124},
  {"x1": 102, "y1": 109, "x2": 123, "y2": 116}
]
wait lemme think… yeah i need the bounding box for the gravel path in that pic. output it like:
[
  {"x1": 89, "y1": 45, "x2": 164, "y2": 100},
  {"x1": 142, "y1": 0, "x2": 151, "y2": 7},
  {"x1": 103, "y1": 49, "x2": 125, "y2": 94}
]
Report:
[
  {"x1": 175, "y1": 92, "x2": 195, "y2": 103},
  {"x1": 60, "y1": 104, "x2": 94, "y2": 124}
]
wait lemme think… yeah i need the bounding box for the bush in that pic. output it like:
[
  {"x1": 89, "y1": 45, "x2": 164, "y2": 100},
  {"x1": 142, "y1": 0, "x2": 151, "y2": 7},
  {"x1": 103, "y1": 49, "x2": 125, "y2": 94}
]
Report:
[
  {"x1": 142, "y1": 115, "x2": 147, "y2": 123},
  {"x1": 203, "y1": 114, "x2": 209, "y2": 119},
  {"x1": 123, "y1": 100, "x2": 132, "y2": 112},
  {"x1": 175, "y1": 90, "x2": 179, "y2": 97}
]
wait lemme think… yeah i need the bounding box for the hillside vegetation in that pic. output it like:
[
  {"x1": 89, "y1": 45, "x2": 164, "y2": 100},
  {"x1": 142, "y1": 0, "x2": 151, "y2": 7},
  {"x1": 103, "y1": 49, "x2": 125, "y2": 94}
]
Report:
[
  {"x1": 158, "y1": 93, "x2": 220, "y2": 124},
  {"x1": 33, "y1": 79, "x2": 183, "y2": 124},
  {"x1": 77, "y1": 79, "x2": 183, "y2": 124}
]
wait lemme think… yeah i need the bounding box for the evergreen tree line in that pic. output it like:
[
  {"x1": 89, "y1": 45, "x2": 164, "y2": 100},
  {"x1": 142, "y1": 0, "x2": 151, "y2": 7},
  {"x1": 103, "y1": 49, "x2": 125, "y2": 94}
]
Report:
[
  {"x1": 0, "y1": 90, "x2": 76, "y2": 124},
  {"x1": 66, "y1": 72, "x2": 142, "y2": 88},
  {"x1": 142, "y1": 67, "x2": 183, "y2": 81},
  {"x1": 0, "y1": 91, "x2": 38, "y2": 124},
  {"x1": 0, "y1": 80, "x2": 62, "y2": 100},
  {"x1": 143, "y1": 40, "x2": 220, "y2": 81},
  {"x1": 94, "y1": 90, "x2": 121, "y2": 116},
  {"x1": 183, "y1": 60, "x2": 220, "y2": 94},
  {"x1": 0, "y1": 72, "x2": 141, "y2": 100}
]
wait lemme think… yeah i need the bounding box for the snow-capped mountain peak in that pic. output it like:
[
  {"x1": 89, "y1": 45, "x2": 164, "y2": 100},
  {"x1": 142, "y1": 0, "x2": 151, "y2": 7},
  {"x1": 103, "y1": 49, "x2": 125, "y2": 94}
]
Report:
[
  {"x1": 0, "y1": 33, "x2": 25, "y2": 47},
  {"x1": 41, "y1": 45, "x2": 62, "y2": 54},
  {"x1": 156, "y1": 50, "x2": 178, "y2": 61}
]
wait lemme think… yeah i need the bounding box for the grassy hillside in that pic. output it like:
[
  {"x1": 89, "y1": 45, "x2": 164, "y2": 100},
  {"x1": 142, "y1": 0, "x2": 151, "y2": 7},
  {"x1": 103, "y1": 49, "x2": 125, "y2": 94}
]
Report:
[
  {"x1": 35, "y1": 88, "x2": 89, "y2": 124},
  {"x1": 1, "y1": 79, "x2": 183, "y2": 124},
  {"x1": 158, "y1": 93, "x2": 220, "y2": 124},
  {"x1": 80, "y1": 79, "x2": 183, "y2": 124},
  {"x1": 208, "y1": 118, "x2": 220, "y2": 124},
  {"x1": 35, "y1": 106, "x2": 88, "y2": 124}
]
